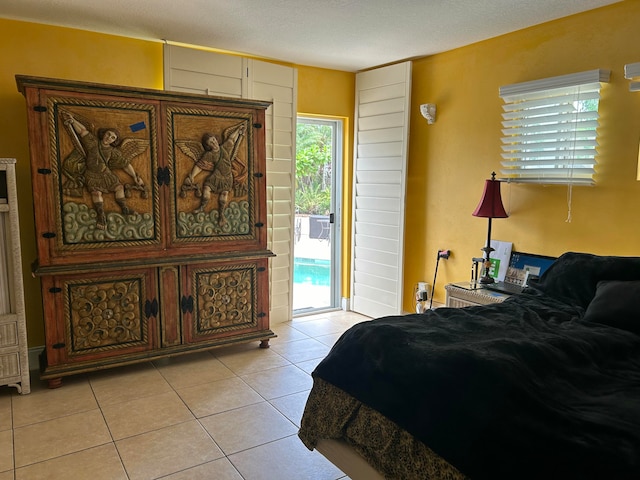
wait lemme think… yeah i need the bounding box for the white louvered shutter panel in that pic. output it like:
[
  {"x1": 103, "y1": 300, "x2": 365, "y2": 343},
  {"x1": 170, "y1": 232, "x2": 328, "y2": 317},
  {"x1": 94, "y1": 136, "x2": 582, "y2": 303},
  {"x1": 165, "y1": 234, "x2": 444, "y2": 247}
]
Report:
[
  {"x1": 351, "y1": 62, "x2": 411, "y2": 319},
  {"x1": 247, "y1": 60, "x2": 297, "y2": 323}
]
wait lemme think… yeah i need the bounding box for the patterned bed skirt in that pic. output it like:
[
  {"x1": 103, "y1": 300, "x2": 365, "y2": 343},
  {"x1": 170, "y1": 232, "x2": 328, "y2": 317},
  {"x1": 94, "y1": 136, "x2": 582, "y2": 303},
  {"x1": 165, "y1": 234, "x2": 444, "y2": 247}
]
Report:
[{"x1": 298, "y1": 377, "x2": 468, "y2": 480}]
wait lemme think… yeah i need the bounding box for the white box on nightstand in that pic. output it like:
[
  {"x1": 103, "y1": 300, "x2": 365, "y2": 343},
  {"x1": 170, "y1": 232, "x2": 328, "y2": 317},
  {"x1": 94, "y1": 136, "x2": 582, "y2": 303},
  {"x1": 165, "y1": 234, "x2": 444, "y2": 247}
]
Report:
[{"x1": 445, "y1": 282, "x2": 510, "y2": 308}]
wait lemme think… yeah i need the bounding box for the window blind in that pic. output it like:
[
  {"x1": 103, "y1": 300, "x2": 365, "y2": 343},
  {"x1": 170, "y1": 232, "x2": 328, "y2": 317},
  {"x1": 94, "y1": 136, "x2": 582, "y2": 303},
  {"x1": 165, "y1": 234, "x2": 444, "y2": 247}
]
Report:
[{"x1": 499, "y1": 69, "x2": 610, "y2": 186}]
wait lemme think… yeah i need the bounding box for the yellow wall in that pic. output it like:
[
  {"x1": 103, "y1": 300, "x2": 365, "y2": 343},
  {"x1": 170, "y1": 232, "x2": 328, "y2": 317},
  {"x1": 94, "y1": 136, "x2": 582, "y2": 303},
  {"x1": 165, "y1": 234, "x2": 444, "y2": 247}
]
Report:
[
  {"x1": 0, "y1": 18, "x2": 355, "y2": 346},
  {"x1": 404, "y1": 1, "x2": 640, "y2": 310}
]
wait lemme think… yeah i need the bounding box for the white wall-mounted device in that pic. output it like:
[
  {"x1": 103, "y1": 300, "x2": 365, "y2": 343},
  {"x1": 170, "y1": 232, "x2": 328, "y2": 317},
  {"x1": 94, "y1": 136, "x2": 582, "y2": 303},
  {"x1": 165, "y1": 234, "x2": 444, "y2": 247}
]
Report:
[{"x1": 420, "y1": 103, "x2": 436, "y2": 124}]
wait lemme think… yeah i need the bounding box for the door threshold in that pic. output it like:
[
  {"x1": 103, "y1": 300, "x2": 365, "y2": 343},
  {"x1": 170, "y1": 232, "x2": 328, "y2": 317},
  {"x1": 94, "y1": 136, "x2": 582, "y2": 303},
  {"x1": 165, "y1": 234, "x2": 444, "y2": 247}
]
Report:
[{"x1": 293, "y1": 307, "x2": 342, "y2": 318}]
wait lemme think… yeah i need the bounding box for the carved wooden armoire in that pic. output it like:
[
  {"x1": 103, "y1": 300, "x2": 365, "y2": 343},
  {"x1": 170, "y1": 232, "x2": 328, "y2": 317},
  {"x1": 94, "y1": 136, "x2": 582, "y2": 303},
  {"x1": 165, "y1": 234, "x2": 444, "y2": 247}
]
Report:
[{"x1": 17, "y1": 75, "x2": 275, "y2": 387}]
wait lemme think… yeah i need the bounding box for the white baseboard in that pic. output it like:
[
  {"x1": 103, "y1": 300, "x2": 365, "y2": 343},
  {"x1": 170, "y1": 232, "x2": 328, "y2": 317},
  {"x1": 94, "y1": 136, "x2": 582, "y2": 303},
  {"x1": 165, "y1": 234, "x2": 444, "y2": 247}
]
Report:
[{"x1": 341, "y1": 297, "x2": 350, "y2": 310}]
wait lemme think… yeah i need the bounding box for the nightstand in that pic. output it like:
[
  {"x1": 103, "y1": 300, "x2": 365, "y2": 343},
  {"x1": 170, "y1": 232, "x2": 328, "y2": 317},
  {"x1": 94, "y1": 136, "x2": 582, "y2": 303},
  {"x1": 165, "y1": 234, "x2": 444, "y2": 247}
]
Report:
[{"x1": 445, "y1": 282, "x2": 510, "y2": 308}]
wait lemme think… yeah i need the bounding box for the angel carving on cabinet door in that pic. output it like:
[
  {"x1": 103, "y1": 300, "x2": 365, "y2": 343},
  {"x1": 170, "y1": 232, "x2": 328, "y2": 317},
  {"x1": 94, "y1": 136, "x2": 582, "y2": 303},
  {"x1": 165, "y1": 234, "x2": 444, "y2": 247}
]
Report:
[
  {"x1": 61, "y1": 110, "x2": 149, "y2": 231},
  {"x1": 176, "y1": 122, "x2": 248, "y2": 227}
]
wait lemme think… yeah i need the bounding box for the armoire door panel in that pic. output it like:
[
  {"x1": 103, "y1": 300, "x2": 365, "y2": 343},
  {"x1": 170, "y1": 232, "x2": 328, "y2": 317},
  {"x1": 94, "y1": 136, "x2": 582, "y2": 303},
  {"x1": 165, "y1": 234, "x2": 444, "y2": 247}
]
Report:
[
  {"x1": 164, "y1": 102, "x2": 268, "y2": 253},
  {"x1": 182, "y1": 258, "x2": 271, "y2": 344},
  {"x1": 39, "y1": 268, "x2": 157, "y2": 371},
  {"x1": 28, "y1": 89, "x2": 163, "y2": 266}
]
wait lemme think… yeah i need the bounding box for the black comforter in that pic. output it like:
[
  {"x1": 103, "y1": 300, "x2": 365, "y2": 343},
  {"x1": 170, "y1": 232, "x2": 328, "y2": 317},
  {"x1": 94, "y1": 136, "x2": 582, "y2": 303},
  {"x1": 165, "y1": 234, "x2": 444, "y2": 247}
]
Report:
[{"x1": 312, "y1": 253, "x2": 640, "y2": 479}]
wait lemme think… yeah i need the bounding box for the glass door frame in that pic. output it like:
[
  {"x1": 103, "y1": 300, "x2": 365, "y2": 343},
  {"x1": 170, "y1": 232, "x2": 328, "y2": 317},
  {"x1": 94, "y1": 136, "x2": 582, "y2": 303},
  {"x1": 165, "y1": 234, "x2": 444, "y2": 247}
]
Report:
[{"x1": 293, "y1": 116, "x2": 342, "y2": 315}]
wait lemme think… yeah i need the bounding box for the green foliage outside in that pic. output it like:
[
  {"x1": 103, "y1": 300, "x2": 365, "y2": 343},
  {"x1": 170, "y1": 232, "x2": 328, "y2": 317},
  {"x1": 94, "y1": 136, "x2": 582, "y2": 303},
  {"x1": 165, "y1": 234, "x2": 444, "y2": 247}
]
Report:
[
  {"x1": 296, "y1": 122, "x2": 332, "y2": 215},
  {"x1": 578, "y1": 99, "x2": 598, "y2": 112}
]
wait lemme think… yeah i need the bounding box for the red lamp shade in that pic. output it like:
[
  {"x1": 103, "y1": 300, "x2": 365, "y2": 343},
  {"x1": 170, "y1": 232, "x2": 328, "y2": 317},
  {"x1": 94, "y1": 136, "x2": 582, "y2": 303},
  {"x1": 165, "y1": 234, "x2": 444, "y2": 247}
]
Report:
[{"x1": 472, "y1": 172, "x2": 508, "y2": 219}]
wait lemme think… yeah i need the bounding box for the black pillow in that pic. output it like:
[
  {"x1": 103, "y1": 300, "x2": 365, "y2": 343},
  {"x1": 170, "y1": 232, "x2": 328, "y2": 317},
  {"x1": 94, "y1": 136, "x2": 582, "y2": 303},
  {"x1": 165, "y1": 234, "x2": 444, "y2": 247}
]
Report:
[
  {"x1": 535, "y1": 252, "x2": 640, "y2": 308},
  {"x1": 583, "y1": 280, "x2": 640, "y2": 334}
]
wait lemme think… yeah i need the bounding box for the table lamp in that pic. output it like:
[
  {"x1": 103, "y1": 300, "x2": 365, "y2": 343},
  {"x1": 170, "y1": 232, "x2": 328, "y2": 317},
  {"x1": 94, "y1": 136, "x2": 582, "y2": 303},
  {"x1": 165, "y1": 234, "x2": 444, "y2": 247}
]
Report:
[{"x1": 472, "y1": 172, "x2": 508, "y2": 284}]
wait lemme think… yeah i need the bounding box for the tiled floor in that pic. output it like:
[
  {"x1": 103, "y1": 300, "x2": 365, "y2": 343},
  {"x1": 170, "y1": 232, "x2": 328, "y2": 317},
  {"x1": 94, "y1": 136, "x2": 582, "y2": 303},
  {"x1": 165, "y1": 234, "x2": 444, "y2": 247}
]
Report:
[{"x1": 0, "y1": 310, "x2": 370, "y2": 480}]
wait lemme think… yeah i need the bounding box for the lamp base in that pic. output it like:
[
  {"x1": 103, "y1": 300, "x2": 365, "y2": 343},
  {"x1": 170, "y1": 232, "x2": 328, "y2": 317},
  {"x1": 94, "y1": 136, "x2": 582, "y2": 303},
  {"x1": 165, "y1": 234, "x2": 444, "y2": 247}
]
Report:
[
  {"x1": 479, "y1": 250, "x2": 495, "y2": 284},
  {"x1": 479, "y1": 275, "x2": 495, "y2": 284}
]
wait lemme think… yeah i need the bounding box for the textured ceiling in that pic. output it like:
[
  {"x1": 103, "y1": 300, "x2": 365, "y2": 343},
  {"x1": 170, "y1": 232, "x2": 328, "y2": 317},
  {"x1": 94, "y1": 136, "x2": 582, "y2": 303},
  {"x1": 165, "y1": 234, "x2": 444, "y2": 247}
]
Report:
[{"x1": 0, "y1": 0, "x2": 621, "y2": 72}]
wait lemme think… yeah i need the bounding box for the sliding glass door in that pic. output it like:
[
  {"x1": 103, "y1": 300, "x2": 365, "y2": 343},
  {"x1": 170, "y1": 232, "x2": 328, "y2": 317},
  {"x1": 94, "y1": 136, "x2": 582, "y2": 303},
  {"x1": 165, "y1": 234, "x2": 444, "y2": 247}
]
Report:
[{"x1": 293, "y1": 117, "x2": 342, "y2": 314}]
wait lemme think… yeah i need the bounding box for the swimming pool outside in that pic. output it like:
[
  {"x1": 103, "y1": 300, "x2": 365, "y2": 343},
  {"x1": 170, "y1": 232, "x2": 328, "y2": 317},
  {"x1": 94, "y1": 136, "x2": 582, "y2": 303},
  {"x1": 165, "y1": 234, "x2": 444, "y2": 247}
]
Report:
[
  {"x1": 294, "y1": 257, "x2": 330, "y2": 286},
  {"x1": 293, "y1": 215, "x2": 331, "y2": 311}
]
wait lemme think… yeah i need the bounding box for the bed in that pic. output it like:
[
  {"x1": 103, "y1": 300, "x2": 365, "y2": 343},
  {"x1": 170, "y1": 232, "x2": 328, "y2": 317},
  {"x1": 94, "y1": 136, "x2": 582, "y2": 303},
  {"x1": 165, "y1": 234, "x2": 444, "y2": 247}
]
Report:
[{"x1": 298, "y1": 252, "x2": 640, "y2": 479}]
